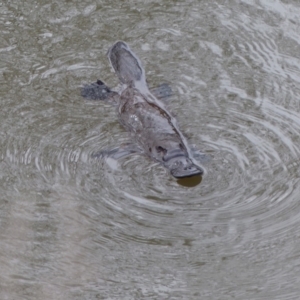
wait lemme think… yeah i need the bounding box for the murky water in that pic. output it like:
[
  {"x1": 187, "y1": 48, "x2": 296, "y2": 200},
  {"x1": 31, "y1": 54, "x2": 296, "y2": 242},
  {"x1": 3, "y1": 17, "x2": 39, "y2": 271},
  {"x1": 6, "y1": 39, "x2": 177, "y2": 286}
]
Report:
[{"x1": 1, "y1": 0, "x2": 300, "y2": 299}]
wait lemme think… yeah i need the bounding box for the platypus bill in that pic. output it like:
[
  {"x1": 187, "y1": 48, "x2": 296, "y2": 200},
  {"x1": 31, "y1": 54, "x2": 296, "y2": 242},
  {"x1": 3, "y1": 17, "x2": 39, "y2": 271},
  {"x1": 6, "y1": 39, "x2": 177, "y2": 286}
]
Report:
[{"x1": 82, "y1": 41, "x2": 204, "y2": 178}]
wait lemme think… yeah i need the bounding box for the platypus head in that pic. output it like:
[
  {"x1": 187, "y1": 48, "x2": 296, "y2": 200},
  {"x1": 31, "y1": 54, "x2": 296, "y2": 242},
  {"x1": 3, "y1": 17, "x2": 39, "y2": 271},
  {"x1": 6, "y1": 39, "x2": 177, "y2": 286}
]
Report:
[
  {"x1": 154, "y1": 146, "x2": 204, "y2": 178},
  {"x1": 165, "y1": 151, "x2": 204, "y2": 178}
]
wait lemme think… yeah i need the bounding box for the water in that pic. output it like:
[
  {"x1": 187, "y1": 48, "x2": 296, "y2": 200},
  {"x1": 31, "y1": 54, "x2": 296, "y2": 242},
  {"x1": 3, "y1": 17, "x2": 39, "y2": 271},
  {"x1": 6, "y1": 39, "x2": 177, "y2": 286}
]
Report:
[{"x1": 1, "y1": 0, "x2": 300, "y2": 299}]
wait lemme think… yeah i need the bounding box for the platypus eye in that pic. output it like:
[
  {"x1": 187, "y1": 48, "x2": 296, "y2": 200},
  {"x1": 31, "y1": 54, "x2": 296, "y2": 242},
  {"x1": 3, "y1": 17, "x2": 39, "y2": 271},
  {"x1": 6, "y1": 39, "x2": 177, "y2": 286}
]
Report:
[{"x1": 156, "y1": 146, "x2": 166, "y2": 154}]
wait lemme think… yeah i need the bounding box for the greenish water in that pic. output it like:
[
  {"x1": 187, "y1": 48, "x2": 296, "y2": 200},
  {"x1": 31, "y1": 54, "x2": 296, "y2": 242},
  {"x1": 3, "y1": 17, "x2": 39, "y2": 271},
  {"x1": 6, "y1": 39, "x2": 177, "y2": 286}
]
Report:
[{"x1": 1, "y1": 0, "x2": 300, "y2": 299}]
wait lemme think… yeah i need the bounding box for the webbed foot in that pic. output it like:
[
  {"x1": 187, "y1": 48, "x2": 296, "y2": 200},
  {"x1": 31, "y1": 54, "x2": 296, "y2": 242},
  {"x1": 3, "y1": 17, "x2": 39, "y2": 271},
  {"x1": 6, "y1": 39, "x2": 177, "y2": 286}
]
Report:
[
  {"x1": 92, "y1": 144, "x2": 142, "y2": 160},
  {"x1": 81, "y1": 80, "x2": 116, "y2": 101},
  {"x1": 81, "y1": 80, "x2": 172, "y2": 101},
  {"x1": 151, "y1": 83, "x2": 172, "y2": 99}
]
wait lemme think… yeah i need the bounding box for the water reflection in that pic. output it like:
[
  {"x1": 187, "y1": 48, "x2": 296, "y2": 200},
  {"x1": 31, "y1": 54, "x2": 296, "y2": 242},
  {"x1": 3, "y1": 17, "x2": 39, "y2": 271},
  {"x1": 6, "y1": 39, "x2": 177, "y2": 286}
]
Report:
[
  {"x1": 177, "y1": 175, "x2": 202, "y2": 187},
  {"x1": 1, "y1": 0, "x2": 300, "y2": 299}
]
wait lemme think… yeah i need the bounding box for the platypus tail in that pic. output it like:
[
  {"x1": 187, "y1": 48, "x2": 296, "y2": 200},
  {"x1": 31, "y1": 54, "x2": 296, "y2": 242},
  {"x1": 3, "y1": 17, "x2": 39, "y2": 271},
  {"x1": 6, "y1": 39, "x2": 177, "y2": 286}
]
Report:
[{"x1": 107, "y1": 41, "x2": 146, "y2": 86}]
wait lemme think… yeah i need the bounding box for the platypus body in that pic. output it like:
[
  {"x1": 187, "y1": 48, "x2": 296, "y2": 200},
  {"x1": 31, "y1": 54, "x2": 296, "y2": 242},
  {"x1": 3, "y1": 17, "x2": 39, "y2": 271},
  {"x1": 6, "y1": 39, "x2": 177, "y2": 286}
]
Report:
[{"x1": 82, "y1": 41, "x2": 204, "y2": 178}]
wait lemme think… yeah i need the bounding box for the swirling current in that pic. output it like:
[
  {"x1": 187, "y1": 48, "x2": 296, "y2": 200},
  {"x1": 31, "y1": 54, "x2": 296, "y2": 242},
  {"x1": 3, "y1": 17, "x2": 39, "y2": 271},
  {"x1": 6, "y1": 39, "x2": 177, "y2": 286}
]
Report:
[{"x1": 1, "y1": 0, "x2": 300, "y2": 299}]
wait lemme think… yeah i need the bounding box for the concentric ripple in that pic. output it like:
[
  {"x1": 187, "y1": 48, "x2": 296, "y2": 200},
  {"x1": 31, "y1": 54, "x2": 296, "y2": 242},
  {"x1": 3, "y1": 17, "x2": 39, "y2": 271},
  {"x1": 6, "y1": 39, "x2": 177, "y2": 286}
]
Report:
[{"x1": 2, "y1": 0, "x2": 300, "y2": 298}]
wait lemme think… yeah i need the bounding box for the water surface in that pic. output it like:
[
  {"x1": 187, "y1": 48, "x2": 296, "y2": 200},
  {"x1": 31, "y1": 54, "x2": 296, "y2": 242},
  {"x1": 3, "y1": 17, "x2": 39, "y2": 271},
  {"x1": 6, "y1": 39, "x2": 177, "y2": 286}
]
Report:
[{"x1": 1, "y1": 0, "x2": 300, "y2": 299}]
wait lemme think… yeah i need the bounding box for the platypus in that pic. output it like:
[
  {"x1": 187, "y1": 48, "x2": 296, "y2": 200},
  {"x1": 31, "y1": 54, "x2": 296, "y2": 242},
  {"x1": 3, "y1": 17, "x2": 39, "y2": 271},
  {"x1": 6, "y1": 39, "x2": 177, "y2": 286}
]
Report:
[{"x1": 81, "y1": 41, "x2": 204, "y2": 178}]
